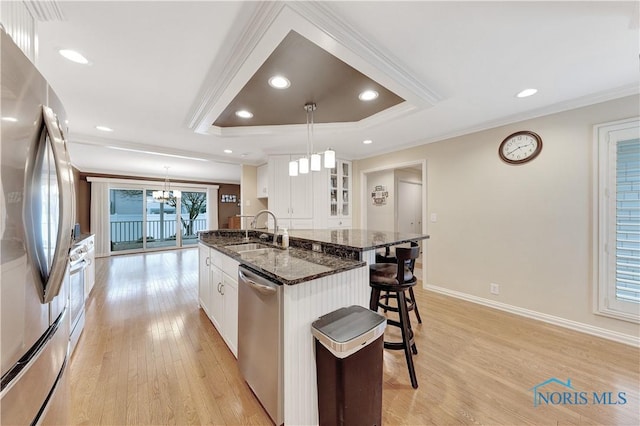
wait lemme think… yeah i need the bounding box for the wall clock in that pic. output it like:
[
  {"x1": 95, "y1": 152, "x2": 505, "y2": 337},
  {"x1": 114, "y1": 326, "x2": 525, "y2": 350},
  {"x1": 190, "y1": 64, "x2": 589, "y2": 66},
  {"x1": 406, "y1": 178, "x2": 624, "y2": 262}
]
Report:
[{"x1": 498, "y1": 131, "x2": 543, "y2": 164}]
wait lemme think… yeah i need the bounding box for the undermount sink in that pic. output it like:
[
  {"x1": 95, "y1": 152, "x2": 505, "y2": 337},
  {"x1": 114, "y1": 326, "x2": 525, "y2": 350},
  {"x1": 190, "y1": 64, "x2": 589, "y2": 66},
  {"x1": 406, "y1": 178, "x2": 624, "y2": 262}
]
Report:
[
  {"x1": 239, "y1": 248, "x2": 278, "y2": 256},
  {"x1": 225, "y1": 243, "x2": 272, "y2": 253}
]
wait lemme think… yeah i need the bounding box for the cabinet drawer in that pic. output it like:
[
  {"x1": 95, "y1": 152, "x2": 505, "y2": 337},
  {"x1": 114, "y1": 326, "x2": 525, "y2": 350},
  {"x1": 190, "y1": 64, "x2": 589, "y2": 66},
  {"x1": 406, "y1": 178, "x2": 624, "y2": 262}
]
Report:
[
  {"x1": 222, "y1": 255, "x2": 240, "y2": 279},
  {"x1": 211, "y1": 249, "x2": 223, "y2": 269}
]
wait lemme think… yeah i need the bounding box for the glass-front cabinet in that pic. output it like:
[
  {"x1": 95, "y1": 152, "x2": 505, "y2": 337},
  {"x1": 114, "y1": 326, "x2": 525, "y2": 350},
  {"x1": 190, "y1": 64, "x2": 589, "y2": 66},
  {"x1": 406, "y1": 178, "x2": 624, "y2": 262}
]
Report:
[{"x1": 328, "y1": 160, "x2": 351, "y2": 226}]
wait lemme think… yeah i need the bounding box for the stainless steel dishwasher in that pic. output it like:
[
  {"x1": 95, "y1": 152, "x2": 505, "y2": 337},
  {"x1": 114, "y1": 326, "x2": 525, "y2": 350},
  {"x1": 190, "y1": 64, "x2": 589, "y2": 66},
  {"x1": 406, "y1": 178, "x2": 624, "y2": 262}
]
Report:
[{"x1": 238, "y1": 266, "x2": 283, "y2": 426}]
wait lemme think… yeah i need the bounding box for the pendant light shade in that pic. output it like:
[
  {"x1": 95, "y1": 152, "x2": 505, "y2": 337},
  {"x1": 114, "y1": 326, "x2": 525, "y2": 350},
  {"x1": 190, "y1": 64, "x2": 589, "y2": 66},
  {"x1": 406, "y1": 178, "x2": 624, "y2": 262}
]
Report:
[
  {"x1": 324, "y1": 148, "x2": 336, "y2": 169},
  {"x1": 289, "y1": 160, "x2": 298, "y2": 176},
  {"x1": 310, "y1": 153, "x2": 321, "y2": 171},
  {"x1": 299, "y1": 157, "x2": 309, "y2": 174}
]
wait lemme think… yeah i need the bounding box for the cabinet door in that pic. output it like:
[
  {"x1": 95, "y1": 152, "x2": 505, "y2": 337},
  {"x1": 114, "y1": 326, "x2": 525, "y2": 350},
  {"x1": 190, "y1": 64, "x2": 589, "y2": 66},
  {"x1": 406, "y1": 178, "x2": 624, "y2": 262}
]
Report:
[
  {"x1": 84, "y1": 236, "x2": 96, "y2": 297},
  {"x1": 256, "y1": 164, "x2": 268, "y2": 198},
  {"x1": 84, "y1": 249, "x2": 96, "y2": 298},
  {"x1": 198, "y1": 244, "x2": 210, "y2": 312},
  {"x1": 268, "y1": 156, "x2": 291, "y2": 219},
  {"x1": 222, "y1": 273, "x2": 238, "y2": 358},
  {"x1": 209, "y1": 266, "x2": 223, "y2": 332},
  {"x1": 290, "y1": 169, "x2": 313, "y2": 219},
  {"x1": 339, "y1": 161, "x2": 351, "y2": 218},
  {"x1": 328, "y1": 160, "x2": 351, "y2": 220}
]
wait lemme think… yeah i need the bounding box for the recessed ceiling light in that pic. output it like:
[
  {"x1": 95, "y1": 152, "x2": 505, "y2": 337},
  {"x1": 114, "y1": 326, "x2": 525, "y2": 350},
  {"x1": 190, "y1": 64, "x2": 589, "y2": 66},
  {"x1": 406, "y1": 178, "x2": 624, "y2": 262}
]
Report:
[
  {"x1": 95, "y1": 125, "x2": 113, "y2": 132},
  {"x1": 358, "y1": 90, "x2": 379, "y2": 101},
  {"x1": 235, "y1": 110, "x2": 253, "y2": 119},
  {"x1": 224, "y1": 149, "x2": 233, "y2": 154},
  {"x1": 268, "y1": 75, "x2": 290, "y2": 89},
  {"x1": 516, "y1": 88, "x2": 538, "y2": 98},
  {"x1": 1, "y1": 117, "x2": 18, "y2": 122},
  {"x1": 59, "y1": 49, "x2": 89, "y2": 65},
  {"x1": 363, "y1": 139, "x2": 373, "y2": 145}
]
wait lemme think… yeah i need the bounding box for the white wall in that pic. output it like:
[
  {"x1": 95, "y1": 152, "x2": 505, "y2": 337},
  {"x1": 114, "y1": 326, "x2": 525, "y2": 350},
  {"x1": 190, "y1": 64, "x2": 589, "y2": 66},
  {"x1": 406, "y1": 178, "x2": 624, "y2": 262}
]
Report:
[{"x1": 353, "y1": 95, "x2": 640, "y2": 340}]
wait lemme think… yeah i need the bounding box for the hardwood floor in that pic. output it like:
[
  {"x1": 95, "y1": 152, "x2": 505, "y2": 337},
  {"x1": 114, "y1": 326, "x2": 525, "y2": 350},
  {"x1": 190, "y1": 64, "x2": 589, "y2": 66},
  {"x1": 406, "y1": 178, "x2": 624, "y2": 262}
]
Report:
[{"x1": 71, "y1": 249, "x2": 639, "y2": 425}]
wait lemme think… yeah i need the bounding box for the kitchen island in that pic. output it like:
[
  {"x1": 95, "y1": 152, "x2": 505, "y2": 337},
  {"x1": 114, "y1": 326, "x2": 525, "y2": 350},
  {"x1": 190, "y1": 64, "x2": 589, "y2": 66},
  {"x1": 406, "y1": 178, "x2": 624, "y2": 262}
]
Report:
[{"x1": 198, "y1": 229, "x2": 428, "y2": 425}]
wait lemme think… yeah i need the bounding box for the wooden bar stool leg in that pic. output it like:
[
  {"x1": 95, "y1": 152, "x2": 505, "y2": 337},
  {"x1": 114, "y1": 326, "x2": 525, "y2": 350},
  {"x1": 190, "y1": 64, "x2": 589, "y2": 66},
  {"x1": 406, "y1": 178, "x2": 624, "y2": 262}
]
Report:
[
  {"x1": 408, "y1": 287, "x2": 422, "y2": 324},
  {"x1": 397, "y1": 291, "x2": 418, "y2": 389},
  {"x1": 369, "y1": 288, "x2": 381, "y2": 312}
]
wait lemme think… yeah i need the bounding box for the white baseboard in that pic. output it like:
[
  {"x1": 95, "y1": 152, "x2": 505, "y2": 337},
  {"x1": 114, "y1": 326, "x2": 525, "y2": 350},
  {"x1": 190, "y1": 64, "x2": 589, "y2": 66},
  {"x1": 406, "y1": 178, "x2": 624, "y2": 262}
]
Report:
[{"x1": 425, "y1": 284, "x2": 640, "y2": 348}]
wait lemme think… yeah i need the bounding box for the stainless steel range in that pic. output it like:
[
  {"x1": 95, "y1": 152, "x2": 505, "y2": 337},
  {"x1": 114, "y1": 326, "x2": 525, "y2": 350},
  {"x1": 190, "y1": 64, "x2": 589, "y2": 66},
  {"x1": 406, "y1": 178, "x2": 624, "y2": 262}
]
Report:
[{"x1": 69, "y1": 240, "x2": 89, "y2": 355}]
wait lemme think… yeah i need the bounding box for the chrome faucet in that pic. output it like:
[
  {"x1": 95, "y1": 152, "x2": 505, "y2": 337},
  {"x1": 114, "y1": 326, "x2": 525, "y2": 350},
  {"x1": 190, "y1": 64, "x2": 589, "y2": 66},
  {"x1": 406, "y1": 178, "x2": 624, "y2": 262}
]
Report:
[
  {"x1": 236, "y1": 214, "x2": 255, "y2": 241},
  {"x1": 251, "y1": 209, "x2": 278, "y2": 245}
]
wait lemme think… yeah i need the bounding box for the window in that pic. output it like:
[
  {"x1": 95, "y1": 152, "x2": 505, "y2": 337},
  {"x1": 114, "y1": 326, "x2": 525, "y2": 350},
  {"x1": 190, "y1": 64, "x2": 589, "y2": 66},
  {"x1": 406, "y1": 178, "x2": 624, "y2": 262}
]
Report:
[{"x1": 594, "y1": 118, "x2": 640, "y2": 322}]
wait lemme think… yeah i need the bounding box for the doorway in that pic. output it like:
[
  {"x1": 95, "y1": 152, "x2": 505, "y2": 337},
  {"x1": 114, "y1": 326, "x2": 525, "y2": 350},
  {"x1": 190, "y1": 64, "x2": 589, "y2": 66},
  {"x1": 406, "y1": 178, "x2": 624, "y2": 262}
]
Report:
[{"x1": 397, "y1": 180, "x2": 422, "y2": 234}]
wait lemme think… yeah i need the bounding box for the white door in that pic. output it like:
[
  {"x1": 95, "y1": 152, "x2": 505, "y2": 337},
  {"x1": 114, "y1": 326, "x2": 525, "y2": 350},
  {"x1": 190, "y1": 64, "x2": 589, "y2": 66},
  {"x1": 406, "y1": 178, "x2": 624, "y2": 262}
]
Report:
[{"x1": 398, "y1": 181, "x2": 422, "y2": 234}]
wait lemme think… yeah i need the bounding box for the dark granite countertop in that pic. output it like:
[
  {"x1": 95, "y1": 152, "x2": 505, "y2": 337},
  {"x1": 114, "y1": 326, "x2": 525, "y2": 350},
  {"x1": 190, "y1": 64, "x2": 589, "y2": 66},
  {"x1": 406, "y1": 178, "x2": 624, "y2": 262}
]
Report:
[
  {"x1": 286, "y1": 229, "x2": 429, "y2": 251},
  {"x1": 199, "y1": 230, "x2": 366, "y2": 285}
]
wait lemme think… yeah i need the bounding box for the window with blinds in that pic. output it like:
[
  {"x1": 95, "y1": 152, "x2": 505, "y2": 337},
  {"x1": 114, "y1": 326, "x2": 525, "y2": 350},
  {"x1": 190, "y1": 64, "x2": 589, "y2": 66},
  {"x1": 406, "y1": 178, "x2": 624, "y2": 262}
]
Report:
[
  {"x1": 595, "y1": 118, "x2": 640, "y2": 322},
  {"x1": 615, "y1": 138, "x2": 640, "y2": 303}
]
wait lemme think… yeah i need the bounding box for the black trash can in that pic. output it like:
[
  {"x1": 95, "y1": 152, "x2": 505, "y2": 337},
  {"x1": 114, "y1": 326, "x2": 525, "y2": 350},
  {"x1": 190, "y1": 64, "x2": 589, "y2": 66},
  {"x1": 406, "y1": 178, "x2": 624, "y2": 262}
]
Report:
[{"x1": 311, "y1": 305, "x2": 387, "y2": 426}]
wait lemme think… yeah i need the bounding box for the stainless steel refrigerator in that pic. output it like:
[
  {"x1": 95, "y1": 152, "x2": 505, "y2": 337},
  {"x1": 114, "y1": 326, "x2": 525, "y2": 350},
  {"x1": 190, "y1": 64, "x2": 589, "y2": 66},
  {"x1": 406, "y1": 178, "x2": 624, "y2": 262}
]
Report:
[{"x1": 1, "y1": 28, "x2": 76, "y2": 425}]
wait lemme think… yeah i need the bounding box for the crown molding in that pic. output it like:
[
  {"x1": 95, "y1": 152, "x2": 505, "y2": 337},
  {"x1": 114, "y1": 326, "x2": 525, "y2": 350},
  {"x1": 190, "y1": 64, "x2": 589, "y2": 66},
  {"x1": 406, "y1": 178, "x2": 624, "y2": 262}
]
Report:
[
  {"x1": 206, "y1": 101, "x2": 418, "y2": 138},
  {"x1": 186, "y1": 1, "x2": 285, "y2": 133},
  {"x1": 186, "y1": 1, "x2": 442, "y2": 137},
  {"x1": 355, "y1": 84, "x2": 640, "y2": 160},
  {"x1": 287, "y1": 1, "x2": 441, "y2": 106},
  {"x1": 23, "y1": 0, "x2": 64, "y2": 21}
]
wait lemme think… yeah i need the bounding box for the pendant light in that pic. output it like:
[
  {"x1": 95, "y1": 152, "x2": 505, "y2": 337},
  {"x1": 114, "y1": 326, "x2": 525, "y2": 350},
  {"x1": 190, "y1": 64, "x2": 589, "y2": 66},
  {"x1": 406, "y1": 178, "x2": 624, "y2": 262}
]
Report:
[
  {"x1": 288, "y1": 102, "x2": 336, "y2": 176},
  {"x1": 324, "y1": 148, "x2": 335, "y2": 169}
]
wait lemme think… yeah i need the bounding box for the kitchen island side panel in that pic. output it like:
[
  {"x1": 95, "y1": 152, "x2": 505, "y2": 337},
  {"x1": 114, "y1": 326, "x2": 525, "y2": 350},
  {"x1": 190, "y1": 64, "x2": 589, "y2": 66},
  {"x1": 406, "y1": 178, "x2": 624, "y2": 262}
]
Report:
[{"x1": 283, "y1": 265, "x2": 369, "y2": 425}]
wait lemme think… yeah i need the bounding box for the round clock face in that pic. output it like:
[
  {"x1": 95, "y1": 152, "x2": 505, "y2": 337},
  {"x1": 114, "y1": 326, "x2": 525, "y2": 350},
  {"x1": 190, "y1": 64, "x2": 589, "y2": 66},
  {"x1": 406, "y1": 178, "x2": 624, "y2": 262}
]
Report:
[{"x1": 499, "y1": 131, "x2": 542, "y2": 164}]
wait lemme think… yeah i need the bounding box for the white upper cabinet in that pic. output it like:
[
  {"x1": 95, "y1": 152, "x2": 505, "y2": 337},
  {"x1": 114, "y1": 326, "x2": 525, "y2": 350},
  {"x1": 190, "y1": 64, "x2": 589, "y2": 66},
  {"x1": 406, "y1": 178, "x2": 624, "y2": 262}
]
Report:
[
  {"x1": 329, "y1": 160, "x2": 352, "y2": 220},
  {"x1": 266, "y1": 156, "x2": 351, "y2": 229},
  {"x1": 268, "y1": 155, "x2": 313, "y2": 223},
  {"x1": 256, "y1": 163, "x2": 268, "y2": 198}
]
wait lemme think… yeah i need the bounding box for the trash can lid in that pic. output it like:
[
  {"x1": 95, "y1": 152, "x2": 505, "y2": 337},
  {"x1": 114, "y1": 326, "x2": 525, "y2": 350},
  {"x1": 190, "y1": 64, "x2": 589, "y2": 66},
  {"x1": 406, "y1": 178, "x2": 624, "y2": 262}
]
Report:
[{"x1": 311, "y1": 305, "x2": 386, "y2": 358}]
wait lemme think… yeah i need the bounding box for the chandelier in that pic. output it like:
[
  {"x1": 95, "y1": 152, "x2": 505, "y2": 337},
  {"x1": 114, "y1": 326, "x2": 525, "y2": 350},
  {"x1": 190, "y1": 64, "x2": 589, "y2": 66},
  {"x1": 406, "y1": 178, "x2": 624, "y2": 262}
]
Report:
[
  {"x1": 153, "y1": 166, "x2": 181, "y2": 203},
  {"x1": 289, "y1": 103, "x2": 336, "y2": 176}
]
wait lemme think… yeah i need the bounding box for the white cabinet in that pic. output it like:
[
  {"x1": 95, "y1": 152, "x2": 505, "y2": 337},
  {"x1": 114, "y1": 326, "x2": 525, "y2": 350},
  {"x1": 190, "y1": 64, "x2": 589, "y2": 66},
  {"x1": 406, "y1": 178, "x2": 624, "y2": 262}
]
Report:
[
  {"x1": 198, "y1": 243, "x2": 239, "y2": 357},
  {"x1": 84, "y1": 235, "x2": 96, "y2": 298},
  {"x1": 268, "y1": 155, "x2": 313, "y2": 227},
  {"x1": 221, "y1": 272, "x2": 238, "y2": 356},
  {"x1": 256, "y1": 163, "x2": 268, "y2": 198},
  {"x1": 198, "y1": 243, "x2": 212, "y2": 316},
  {"x1": 328, "y1": 160, "x2": 352, "y2": 228}
]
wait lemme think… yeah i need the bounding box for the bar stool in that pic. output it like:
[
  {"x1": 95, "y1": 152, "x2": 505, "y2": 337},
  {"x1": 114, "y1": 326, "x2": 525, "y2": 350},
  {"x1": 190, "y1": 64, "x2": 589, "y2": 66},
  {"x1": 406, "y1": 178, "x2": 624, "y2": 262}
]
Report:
[
  {"x1": 369, "y1": 245, "x2": 421, "y2": 388},
  {"x1": 375, "y1": 242, "x2": 422, "y2": 323}
]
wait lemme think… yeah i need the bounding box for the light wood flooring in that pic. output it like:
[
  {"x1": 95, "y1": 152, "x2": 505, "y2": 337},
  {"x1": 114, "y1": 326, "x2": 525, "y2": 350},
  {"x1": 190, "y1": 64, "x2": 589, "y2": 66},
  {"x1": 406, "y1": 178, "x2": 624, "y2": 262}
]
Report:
[{"x1": 70, "y1": 249, "x2": 639, "y2": 425}]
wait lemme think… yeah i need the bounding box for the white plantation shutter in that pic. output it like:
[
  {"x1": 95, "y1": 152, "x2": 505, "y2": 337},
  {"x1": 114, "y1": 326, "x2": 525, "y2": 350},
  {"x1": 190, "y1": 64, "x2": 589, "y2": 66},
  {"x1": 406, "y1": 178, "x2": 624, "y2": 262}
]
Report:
[
  {"x1": 614, "y1": 138, "x2": 640, "y2": 304},
  {"x1": 596, "y1": 118, "x2": 640, "y2": 321}
]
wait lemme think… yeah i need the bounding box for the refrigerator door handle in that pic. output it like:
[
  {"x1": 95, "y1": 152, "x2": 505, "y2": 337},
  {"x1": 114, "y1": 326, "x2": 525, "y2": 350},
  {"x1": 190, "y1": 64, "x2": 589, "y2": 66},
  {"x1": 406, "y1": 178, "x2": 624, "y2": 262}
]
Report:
[{"x1": 23, "y1": 106, "x2": 75, "y2": 304}]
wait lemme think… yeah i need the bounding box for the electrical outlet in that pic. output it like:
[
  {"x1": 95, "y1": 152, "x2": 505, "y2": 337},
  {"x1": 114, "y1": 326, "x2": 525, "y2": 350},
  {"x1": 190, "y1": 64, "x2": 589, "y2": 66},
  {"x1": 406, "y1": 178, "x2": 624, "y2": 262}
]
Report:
[{"x1": 490, "y1": 283, "x2": 500, "y2": 295}]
